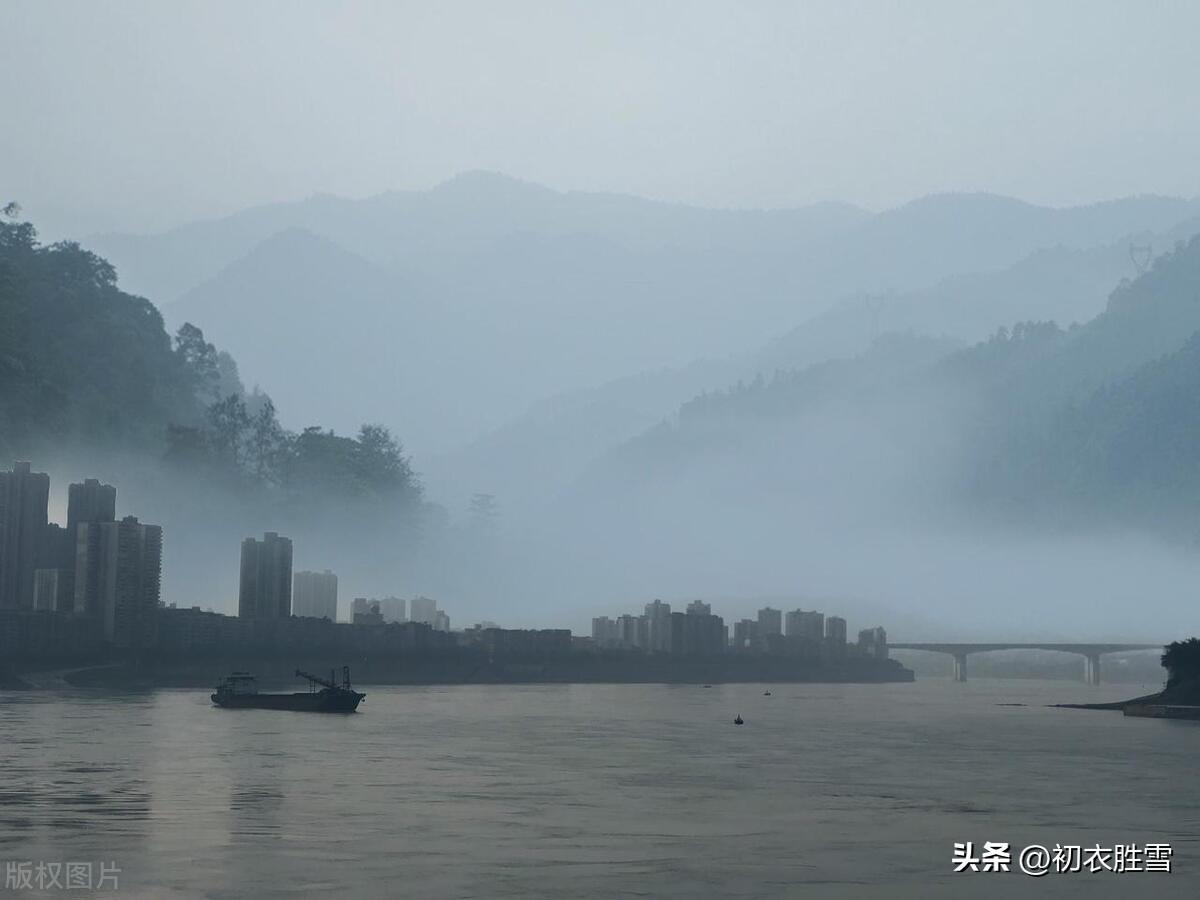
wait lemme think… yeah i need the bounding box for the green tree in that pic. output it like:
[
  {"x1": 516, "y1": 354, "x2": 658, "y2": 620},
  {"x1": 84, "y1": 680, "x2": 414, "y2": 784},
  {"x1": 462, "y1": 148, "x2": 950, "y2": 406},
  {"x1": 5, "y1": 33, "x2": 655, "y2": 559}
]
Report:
[
  {"x1": 215, "y1": 350, "x2": 245, "y2": 399},
  {"x1": 355, "y1": 424, "x2": 419, "y2": 499},
  {"x1": 44, "y1": 240, "x2": 117, "y2": 287},
  {"x1": 205, "y1": 394, "x2": 251, "y2": 470},
  {"x1": 246, "y1": 398, "x2": 289, "y2": 485},
  {"x1": 174, "y1": 323, "x2": 221, "y2": 403},
  {"x1": 286, "y1": 426, "x2": 362, "y2": 496},
  {"x1": 1161, "y1": 638, "x2": 1200, "y2": 686},
  {"x1": 1, "y1": 216, "x2": 199, "y2": 449}
]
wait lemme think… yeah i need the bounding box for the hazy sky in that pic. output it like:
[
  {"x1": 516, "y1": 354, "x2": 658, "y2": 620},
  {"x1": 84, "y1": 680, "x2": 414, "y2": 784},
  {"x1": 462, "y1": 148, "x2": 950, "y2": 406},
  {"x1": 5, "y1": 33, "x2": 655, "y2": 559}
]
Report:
[{"x1": 6, "y1": 0, "x2": 1200, "y2": 235}]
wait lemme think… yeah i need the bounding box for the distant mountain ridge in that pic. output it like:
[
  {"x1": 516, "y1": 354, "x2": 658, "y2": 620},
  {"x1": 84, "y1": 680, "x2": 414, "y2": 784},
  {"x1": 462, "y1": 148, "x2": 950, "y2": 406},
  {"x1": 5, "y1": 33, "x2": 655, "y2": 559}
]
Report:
[
  {"x1": 91, "y1": 174, "x2": 1200, "y2": 315},
  {"x1": 427, "y1": 216, "x2": 1200, "y2": 511},
  {"x1": 164, "y1": 227, "x2": 449, "y2": 448},
  {"x1": 100, "y1": 173, "x2": 1200, "y2": 467},
  {"x1": 89, "y1": 171, "x2": 871, "y2": 303}
]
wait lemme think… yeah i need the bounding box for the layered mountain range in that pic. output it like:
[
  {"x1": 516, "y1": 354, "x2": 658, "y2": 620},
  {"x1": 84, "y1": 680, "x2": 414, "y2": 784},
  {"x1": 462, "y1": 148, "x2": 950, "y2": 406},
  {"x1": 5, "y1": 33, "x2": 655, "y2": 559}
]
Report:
[
  {"x1": 85, "y1": 174, "x2": 1200, "y2": 514},
  {"x1": 8, "y1": 174, "x2": 1200, "y2": 627}
]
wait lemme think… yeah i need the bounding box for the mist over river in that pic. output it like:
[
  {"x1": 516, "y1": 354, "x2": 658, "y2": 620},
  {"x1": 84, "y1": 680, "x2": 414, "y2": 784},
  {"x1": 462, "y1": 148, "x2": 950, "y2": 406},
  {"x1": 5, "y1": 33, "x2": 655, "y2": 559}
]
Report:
[{"x1": 3, "y1": 678, "x2": 1198, "y2": 899}]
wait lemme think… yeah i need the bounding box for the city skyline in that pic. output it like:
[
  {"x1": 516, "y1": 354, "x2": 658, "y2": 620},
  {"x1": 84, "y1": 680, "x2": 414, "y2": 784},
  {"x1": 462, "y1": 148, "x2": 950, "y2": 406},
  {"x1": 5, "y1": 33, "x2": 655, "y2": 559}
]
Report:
[
  {"x1": 0, "y1": 459, "x2": 898, "y2": 668},
  {"x1": 0, "y1": 462, "x2": 163, "y2": 651}
]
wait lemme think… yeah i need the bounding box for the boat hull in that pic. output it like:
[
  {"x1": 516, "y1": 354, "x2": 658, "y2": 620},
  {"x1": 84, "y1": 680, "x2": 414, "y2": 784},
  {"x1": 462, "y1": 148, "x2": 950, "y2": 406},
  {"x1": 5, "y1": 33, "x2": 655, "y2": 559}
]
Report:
[{"x1": 211, "y1": 690, "x2": 364, "y2": 713}]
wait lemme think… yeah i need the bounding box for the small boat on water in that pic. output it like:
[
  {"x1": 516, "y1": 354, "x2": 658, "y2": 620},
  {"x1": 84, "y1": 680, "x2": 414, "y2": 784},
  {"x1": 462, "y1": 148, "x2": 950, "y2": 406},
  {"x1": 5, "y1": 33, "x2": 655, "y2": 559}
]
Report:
[
  {"x1": 734, "y1": 714, "x2": 744, "y2": 725},
  {"x1": 212, "y1": 667, "x2": 366, "y2": 713},
  {"x1": 763, "y1": 690, "x2": 771, "y2": 696}
]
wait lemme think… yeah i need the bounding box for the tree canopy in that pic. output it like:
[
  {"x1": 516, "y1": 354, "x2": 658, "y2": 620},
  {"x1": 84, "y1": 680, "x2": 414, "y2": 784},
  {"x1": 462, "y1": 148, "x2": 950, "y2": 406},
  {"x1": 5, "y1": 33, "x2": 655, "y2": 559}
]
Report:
[
  {"x1": 0, "y1": 218, "x2": 199, "y2": 452},
  {"x1": 2, "y1": 215, "x2": 422, "y2": 514},
  {"x1": 1162, "y1": 638, "x2": 1200, "y2": 687}
]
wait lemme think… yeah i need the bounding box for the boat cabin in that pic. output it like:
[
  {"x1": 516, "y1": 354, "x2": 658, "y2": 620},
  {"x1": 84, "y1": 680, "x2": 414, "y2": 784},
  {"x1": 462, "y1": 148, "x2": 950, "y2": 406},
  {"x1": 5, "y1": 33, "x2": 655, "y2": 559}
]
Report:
[{"x1": 217, "y1": 672, "x2": 259, "y2": 695}]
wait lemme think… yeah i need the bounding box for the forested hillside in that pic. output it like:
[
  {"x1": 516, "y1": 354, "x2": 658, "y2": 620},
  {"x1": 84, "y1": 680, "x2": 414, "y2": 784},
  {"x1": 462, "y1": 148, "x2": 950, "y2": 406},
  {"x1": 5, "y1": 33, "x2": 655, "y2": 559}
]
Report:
[
  {"x1": 0, "y1": 216, "x2": 202, "y2": 454},
  {"x1": 586, "y1": 235, "x2": 1200, "y2": 535},
  {"x1": 962, "y1": 235, "x2": 1200, "y2": 524},
  {"x1": 0, "y1": 214, "x2": 421, "y2": 512},
  {"x1": 99, "y1": 176, "x2": 1200, "y2": 459}
]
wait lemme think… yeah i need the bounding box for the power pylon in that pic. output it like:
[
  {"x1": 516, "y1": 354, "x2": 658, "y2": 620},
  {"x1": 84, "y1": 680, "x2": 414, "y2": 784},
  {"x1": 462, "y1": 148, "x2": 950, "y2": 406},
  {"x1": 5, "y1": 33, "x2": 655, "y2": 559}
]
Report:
[{"x1": 1129, "y1": 244, "x2": 1153, "y2": 276}]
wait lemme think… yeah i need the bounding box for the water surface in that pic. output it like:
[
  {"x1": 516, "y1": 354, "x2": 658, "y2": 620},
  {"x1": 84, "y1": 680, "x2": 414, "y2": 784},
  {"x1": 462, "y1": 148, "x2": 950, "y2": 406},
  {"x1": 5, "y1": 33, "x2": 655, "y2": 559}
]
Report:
[{"x1": 2, "y1": 679, "x2": 1197, "y2": 898}]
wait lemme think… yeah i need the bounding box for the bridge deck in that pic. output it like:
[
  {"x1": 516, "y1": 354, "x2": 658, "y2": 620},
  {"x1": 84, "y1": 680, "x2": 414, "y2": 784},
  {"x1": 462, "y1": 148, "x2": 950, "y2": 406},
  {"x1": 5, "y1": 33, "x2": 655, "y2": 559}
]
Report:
[{"x1": 889, "y1": 643, "x2": 1161, "y2": 656}]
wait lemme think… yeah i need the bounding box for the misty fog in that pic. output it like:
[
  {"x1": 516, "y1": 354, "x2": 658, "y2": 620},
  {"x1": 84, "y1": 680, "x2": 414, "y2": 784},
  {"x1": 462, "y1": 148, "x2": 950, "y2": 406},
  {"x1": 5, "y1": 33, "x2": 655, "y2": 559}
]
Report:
[{"x1": 7, "y1": 1, "x2": 1200, "y2": 645}]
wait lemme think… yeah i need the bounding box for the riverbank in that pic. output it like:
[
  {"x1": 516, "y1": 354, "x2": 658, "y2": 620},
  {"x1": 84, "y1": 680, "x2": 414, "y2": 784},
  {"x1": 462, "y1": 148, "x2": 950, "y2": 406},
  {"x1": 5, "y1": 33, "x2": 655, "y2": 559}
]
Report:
[
  {"x1": 1052, "y1": 678, "x2": 1200, "y2": 720},
  {"x1": 1051, "y1": 691, "x2": 1160, "y2": 711}
]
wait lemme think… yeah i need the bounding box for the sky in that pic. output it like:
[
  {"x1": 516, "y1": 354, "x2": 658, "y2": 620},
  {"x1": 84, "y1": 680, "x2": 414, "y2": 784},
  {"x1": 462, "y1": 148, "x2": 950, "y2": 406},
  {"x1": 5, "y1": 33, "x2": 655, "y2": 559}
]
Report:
[{"x1": 5, "y1": 0, "x2": 1200, "y2": 236}]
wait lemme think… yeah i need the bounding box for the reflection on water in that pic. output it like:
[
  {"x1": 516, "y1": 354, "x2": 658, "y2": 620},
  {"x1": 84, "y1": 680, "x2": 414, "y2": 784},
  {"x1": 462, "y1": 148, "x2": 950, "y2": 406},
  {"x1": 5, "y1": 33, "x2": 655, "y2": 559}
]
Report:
[{"x1": 3, "y1": 679, "x2": 1200, "y2": 899}]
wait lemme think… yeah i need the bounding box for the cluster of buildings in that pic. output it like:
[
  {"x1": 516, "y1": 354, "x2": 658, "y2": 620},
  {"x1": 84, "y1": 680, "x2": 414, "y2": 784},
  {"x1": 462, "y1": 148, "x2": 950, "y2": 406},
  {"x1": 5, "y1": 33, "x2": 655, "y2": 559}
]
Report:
[
  {"x1": 592, "y1": 600, "x2": 888, "y2": 660},
  {"x1": 0, "y1": 461, "x2": 461, "y2": 660},
  {"x1": 0, "y1": 462, "x2": 161, "y2": 649},
  {"x1": 157, "y1": 603, "x2": 457, "y2": 658},
  {"x1": 349, "y1": 595, "x2": 449, "y2": 632},
  {"x1": 236, "y1": 531, "x2": 452, "y2": 631},
  {"x1": 590, "y1": 599, "x2": 727, "y2": 657},
  {"x1": 1, "y1": 459, "x2": 893, "y2": 669}
]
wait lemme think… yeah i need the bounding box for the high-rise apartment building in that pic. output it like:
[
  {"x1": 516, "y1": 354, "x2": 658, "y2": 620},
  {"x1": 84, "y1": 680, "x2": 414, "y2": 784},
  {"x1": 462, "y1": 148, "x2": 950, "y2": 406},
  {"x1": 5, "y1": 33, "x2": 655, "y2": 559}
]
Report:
[
  {"x1": 0, "y1": 461, "x2": 50, "y2": 609},
  {"x1": 592, "y1": 615, "x2": 620, "y2": 647},
  {"x1": 857, "y1": 626, "x2": 888, "y2": 659},
  {"x1": 824, "y1": 616, "x2": 847, "y2": 645},
  {"x1": 644, "y1": 599, "x2": 672, "y2": 652},
  {"x1": 617, "y1": 614, "x2": 642, "y2": 649},
  {"x1": 410, "y1": 595, "x2": 437, "y2": 625},
  {"x1": 732, "y1": 618, "x2": 759, "y2": 650},
  {"x1": 293, "y1": 569, "x2": 338, "y2": 620},
  {"x1": 238, "y1": 532, "x2": 293, "y2": 619},
  {"x1": 668, "y1": 610, "x2": 725, "y2": 656},
  {"x1": 60, "y1": 478, "x2": 117, "y2": 606},
  {"x1": 64, "y1": 479, "x2": 119, "y2": 615},
  {"x1": 32, "y1": 568, "x2": 59, "y2": 611},
  {"x1": 757, "y1": 607, "x2": 782, "y2": 637},
  {"x1": 786, "y1": 609, "x2": 825, "y2": 642},
  {"x1": 67, "y1": 479, "x2": 117, "y2": 535},
  {"x1": 377, "y1": 596, "x2": 406, "y2": 623},
  {"x1": 81, "y1": 516, "x2": 163, "y2": 648}
]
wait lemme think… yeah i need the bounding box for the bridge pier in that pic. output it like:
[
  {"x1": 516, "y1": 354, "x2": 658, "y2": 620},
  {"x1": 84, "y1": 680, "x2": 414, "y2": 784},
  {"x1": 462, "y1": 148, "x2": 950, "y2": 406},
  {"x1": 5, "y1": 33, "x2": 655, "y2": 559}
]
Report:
[
  {"x1": 1083, "y1": 653, "x2": 1101, "y2": 686},
  {"x1": 953, "y1": 652, "x2": 968, "y2": 682}
]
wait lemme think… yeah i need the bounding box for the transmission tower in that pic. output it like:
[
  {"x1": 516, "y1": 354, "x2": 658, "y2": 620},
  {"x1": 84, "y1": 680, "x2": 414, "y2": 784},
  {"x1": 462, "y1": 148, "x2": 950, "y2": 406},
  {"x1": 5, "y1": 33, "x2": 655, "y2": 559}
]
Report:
[{"x1": 1129, "y1": 243, "x2": 1153, "y2": 276}]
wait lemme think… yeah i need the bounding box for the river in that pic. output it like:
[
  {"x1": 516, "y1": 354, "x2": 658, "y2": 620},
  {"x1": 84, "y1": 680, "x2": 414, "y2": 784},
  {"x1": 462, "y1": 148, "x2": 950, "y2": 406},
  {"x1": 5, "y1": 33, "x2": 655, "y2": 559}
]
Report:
[{"x1": 2, "y1": 678, "x2": 1198, "y2": 898}]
